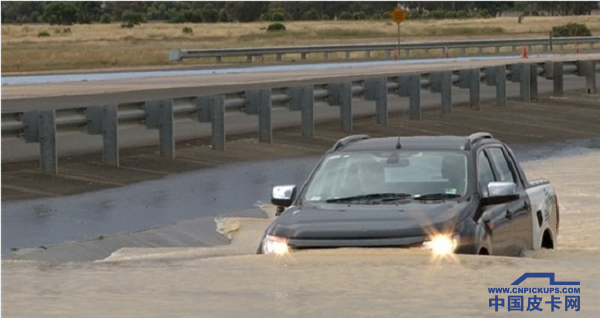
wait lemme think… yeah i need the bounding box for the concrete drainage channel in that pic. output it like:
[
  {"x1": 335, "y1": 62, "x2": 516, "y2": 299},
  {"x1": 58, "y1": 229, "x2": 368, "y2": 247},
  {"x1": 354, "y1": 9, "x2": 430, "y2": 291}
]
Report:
[{"x1": 6, "y1": 207, "x2": 270, "y2": 263}]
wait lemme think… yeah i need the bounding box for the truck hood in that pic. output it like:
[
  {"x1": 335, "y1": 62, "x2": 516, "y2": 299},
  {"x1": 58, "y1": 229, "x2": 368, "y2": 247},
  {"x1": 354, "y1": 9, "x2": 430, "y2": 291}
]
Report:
[{"x1": 269, "y1": 201, "x2": 470, "y2": 243}]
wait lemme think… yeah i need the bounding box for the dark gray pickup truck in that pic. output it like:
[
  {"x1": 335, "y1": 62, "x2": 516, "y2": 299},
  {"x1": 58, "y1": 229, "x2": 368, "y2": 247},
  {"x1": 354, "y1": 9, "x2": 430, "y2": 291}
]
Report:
[{"x1": 258, "y1": 133, "x2": 559, "y2": 257}]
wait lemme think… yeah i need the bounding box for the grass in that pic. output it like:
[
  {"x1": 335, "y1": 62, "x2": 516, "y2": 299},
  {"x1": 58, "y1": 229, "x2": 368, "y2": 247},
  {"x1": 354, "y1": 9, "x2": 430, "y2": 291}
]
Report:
[
  {"x1": 2, "y1": 16, "x2": 599, "y2": 73},
  {"x1": 425, "y1": 26, "x2": 505, "y2": 36}
]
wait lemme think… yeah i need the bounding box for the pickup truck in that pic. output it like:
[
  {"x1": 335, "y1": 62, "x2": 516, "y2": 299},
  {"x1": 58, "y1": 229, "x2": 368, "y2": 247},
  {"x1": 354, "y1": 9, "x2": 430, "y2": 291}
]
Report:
[{"x1": 258, "y1": 132, "x2": 559, "y2": 256}]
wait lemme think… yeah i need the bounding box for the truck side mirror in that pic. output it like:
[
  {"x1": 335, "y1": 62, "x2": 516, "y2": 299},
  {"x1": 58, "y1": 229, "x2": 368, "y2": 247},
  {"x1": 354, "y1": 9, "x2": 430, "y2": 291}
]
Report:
[
  {"x1": 481, "y1": 182, "x2": 519, "y2": 206},
  {"x1": 271, "y1": 185, "x2": 297, "y2": 208}
]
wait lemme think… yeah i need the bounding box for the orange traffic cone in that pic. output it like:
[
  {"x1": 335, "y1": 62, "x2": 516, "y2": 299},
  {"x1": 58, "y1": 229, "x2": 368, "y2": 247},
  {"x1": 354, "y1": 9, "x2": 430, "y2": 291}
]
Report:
[
  {"x1": 520, "y1": 46, "x2": 528, "y2": 59},
  {"x1": 575, "y1": 40, "x2": 580, "y2": 54}
]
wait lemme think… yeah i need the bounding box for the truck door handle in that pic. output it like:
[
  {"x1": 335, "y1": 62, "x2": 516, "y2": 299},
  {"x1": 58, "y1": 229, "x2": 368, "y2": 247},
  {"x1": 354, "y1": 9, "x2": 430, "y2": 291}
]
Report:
[{"x1": 505, "y1": 211, "x2": 513, "y2": 219}]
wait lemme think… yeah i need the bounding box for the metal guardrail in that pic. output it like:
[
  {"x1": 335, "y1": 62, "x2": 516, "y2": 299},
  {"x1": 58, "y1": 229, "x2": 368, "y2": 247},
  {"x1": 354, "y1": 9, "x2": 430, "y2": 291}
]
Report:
[
  {"x1": 1, "y1": 59, "x2": 598, "y2": 174},
  {"x1": 170, "y1": 37, "x2": 600, "y2": 62}
]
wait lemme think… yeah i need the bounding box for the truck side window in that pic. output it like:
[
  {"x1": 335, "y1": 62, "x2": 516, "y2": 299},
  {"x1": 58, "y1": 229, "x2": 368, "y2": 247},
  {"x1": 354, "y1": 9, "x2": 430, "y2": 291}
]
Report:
[
  {"x1": 478, "y1": 152, "x2": 496, "y2": 197},
  {"x1": 488, "y1": 148, "x2": 515, "y2": 183}
]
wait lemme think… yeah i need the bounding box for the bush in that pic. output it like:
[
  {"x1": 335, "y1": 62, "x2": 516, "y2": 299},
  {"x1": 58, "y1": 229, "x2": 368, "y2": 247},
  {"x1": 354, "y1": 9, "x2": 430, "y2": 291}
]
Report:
[
  {"x1": 182, "y1": 26, "x2": 193, "y2": 35},
  {"x1": 455, "y1": 10, "x2": 469, "y2": 19},
  {"x1": 552, "y1": 23, "x2": 592, "y2": 37},
  {"x1": 100, "y1": 14, "x2": 111, "y2": 24},
  {"x1": 352, "y1": 11, "x2": 366, "y2": 20},
  {"x1": 339, "y1": 12, "x2": 352, "y2": 20},
  {"x1": 301, "y1": 9, "x2": 319, "y2": 21},
  {"x1": 121, "y1": 10, "x2": 146, "y2": 27},
  {"x1": 37, "y1": 31, "x2": 50, "y2": 37},
  {"x1": 370, "y1": 13, "x2": 382, "y2": 20},
  {"x1": 53, "y1": 27, "x2": 70, "y2": 34},
  {"x1": 408, "y1": 10, "x2": 420, "y2": 19},
  {"x1": 266, "y1": 23, "x2": 286, "y2": 32},
  {"x1": 320, "y1": 14, "x2": 331, "y2": 20}
]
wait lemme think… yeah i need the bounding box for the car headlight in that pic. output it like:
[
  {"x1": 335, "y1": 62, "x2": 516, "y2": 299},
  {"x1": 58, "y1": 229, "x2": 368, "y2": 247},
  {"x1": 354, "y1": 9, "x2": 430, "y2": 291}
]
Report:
[
  {"x1": 422, "y1": 234, "x2": 460, "y2": 256},
  {"x1": 262, "y1": 235, "x2": 289, "y2": 255}
]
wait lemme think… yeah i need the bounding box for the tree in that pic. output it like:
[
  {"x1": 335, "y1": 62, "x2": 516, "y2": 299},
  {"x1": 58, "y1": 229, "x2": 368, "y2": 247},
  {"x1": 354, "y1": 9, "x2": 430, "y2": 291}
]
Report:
[
  {"x1": 76, "y1": 2, "x2": 103, "y2": 23},
  {"x1": 43, "y1": 2, "x2": 78, "y2": 25},
  {"x1": 225, "y1": 2, "x2": 268, "y2": 22},
  {"x1": 202, "y1": 3, "x2": 219, "y2": 23},
  {"x1": 473, "y1": 2, "x2": 514, "y2": 17},
  {"x1": 217, "y1": 8, "x2": 230, "y2": 22}
]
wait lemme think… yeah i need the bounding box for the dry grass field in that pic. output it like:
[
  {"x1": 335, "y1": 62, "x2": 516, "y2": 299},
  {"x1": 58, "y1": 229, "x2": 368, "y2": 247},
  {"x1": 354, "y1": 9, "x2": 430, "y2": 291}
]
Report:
[{"x1": 2, "y1": 16, "x2": 599, "y2": 73}]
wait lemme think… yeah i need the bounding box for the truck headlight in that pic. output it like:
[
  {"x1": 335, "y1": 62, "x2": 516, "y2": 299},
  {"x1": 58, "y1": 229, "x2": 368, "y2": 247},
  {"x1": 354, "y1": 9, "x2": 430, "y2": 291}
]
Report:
[
  {"x1": 423, "y1": 234, "x2": 459, "y2": 256},
  {"x1": 262, "y1": 235, "x2": 289, "y2": 255}
]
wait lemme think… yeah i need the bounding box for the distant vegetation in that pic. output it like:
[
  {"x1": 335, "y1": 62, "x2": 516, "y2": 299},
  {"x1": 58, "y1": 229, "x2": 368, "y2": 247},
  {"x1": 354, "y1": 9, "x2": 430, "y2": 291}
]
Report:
[
  {"x1": 1, "y1": 1, "x2": 598, "y2": 25},
  {"x1": 552, "y1": 23, "x2": 592, "y2": 37},
  {"x1": 266, "y1": 23, "x2": 286, "y2": 32}
]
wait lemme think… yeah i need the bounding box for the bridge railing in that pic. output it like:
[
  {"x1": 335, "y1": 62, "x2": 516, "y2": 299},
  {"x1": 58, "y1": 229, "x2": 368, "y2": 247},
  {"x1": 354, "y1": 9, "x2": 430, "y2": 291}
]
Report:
[
  {"x1": 1, "y1": 59, "x2": 598, "y2": 174},
  {"x1": 170, "y1": 37, "x2": 600, "y2": 62}
]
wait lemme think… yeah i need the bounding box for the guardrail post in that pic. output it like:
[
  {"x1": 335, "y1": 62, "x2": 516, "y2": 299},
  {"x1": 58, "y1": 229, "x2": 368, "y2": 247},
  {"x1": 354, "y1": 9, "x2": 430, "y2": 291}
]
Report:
[
  {"x1": 276, "y1": 54, "x2": 282, "y2": 62},
  {"x1": 470, "y1": 69, "x2": 480, "y2": 109},
  {"x1": 441, "y1": 71, "x2": 452, "y2": 114},
  {"x1": 340, "y1": 83, "x2": 353, "y2": 131},
  {"x1": 159, "y1": 100, "x2": 174, "y2": 158},
  {"x1": 520, "y1": 64, "x2": 531, "y2": 102},
  {"x1": 103, "y1": 105, "x2": 119, "y2": 167},
  {"x1": 87, "y1": 105, "x2": 120, "y2": 167},
  {"x1": 198, "y1": 95, "x2": 226, "y2": 150},
  {"x1": 429, "y1": 72, "x2": 452, "y2": 114},
  {"x1": 290, "y1": 86, "x2": 314, "y2": 137},
  {"x1": 365, "y1": 78, "x2": 388, "y2": 124},
  {"x1": 245, "y1": 89, "x2": 272, "y2": 143},
  {"x1": 410, "y1": 75, "x2": 421, "y2": 119},
  {"x1": 509, "y1": 64, "x2": 530, "y2": 102},
  {"x1": 212, "y1": 96, "x2": 226, "y2": 150},
  {"x1": 39, "y1": 110, "x2": 58, "y2": 174},
  {"x1": 496, "y1": 66, "x2": 507, "y2": 107},
  {"x1": 578, "y1": 60, "x2": 597, "y2": 95},
  {"x1": 458, "y1": 69, "x2": 480, "y2": 109},
  {"x1": 553, "y1": 62, "x2": 564, "y2": 97},
  {"x1": 328, "y1": 82, "x2": 353, "y2": 131},
  {"x1": 530, "y1": 63, "x2": 539, "y2": 100},
  {"x1": 145, "y1": 99, "x2": 174, "y2": 159},
  {"x1": 398, "y1": 75, "x2": 421, "y2": 120}
]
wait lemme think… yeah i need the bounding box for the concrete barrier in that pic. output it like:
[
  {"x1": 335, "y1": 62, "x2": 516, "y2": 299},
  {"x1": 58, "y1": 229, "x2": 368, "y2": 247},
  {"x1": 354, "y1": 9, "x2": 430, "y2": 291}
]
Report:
[{"x1": 1, "y1": 59, "x2": 598, "y2": 174}]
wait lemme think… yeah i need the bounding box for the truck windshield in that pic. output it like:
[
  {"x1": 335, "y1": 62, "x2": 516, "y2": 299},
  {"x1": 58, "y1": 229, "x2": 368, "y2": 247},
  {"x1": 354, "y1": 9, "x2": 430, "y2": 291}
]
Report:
[{"x1": 303, "y1": 150, "x2": 469, "y2": 204}]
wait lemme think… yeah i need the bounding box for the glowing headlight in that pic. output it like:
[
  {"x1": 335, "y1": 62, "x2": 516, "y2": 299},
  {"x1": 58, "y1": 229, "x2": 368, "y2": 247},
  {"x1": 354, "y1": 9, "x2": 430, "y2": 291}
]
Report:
[
  {"x1": 423, "y1": 234, "x2": 459, "y2": 256},
  {"x1": 262, "y1": 235, "x2": 289, "y2": 255}
]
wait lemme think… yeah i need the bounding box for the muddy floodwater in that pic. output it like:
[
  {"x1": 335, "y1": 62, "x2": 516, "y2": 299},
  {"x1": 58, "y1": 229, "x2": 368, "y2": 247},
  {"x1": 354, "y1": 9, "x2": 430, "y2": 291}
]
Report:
[{"x1": 2, "y1": 148, "x2": 599, "y2": 318}]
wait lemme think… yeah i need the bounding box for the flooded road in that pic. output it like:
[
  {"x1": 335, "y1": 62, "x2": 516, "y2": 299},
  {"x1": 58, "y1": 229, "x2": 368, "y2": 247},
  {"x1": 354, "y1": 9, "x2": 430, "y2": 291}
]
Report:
[
  {"x1": 2, "y1": 145, "x2": 599, "y2": 318},
  {"x1": 1, "y1": 156, "x2": 320, "y2": 256}
]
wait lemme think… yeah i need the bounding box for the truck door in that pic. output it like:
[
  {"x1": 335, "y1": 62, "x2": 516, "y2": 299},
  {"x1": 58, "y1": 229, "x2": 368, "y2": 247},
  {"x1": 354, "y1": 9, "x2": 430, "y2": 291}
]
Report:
[
  {"x1": 488, "y1": 147, "x2": 533, "y2": 253},
  {"x1": 477, "y1": 150, "x2": 513, "y2": 256}
]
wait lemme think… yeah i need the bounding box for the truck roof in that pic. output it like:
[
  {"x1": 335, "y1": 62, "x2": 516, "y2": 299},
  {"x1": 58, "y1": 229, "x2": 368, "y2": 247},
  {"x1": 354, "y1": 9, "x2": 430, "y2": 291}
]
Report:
[{"x1": 333, "y1": 133, "x2": 497, "y2": 152}]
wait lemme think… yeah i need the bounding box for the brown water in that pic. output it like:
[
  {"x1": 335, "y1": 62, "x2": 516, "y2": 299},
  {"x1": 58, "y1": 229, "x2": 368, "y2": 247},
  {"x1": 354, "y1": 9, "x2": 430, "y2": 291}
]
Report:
[{"x1": 2, "y1": 150, "x2": 599, "y2": 318}]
